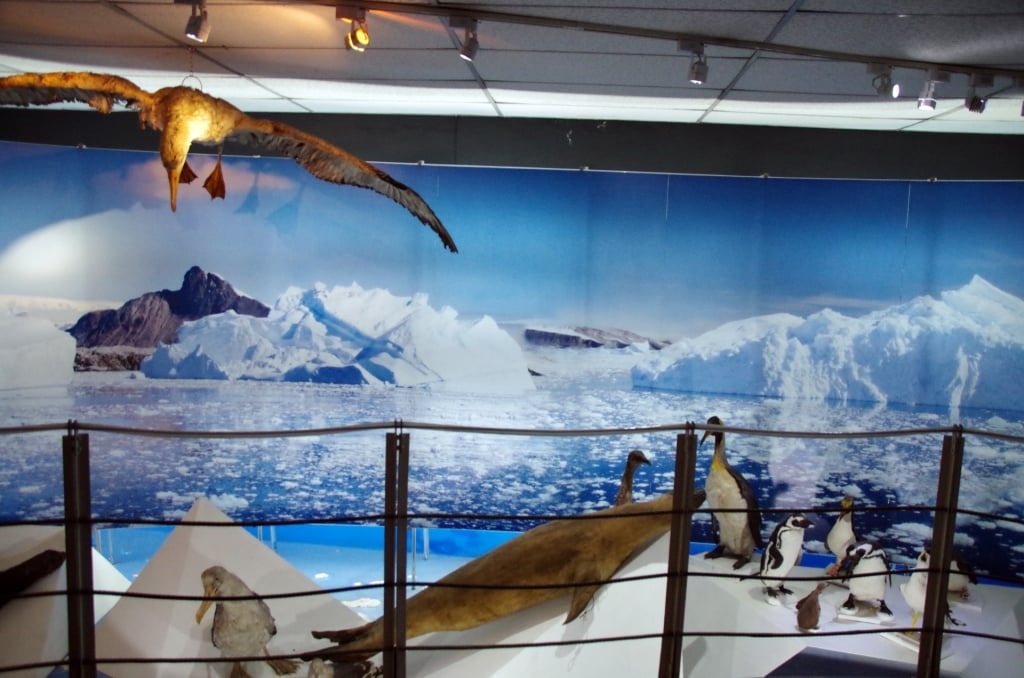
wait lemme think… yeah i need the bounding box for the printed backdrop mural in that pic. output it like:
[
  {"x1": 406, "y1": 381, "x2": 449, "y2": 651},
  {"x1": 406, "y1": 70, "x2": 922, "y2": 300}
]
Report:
[{"x1": 1, "y1": 139, "x2": 1022, "y2": 581}]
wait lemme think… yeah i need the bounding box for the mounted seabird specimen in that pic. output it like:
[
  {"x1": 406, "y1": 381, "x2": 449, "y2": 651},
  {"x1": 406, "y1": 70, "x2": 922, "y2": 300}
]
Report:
[{"x1": 0, "y1": 71, "x2": 457, "y2": 252}]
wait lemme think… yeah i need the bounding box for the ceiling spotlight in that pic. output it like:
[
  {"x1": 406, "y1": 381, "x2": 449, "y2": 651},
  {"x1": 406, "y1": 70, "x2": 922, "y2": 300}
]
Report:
[
  {"x1": 449, "y1": 16, "x2": 480, "y2": 62},
  {"x1": 337, "y1": 7, "x2": 370, "y2": 52},
  {"x1": 917, "y1": 80, "x2": 936, "y2": 110},
  {"x1": 965, "y1": 73, "x2": 993, "y2": 114},
  {"x1": 681, "y1": 41, "x2": 708, "y2": 85},
  {"x1": 184, "y1": 0, "x2": 210, "y2": 44},
  {"x1": 917, "y1": 69, "x2": 948, "y2": 111},
  {"x1": 460, "y1": 19, "x2": 479, "y2": 62},
  {"x1": 868, "y1": 64, "x2": 899, "y2": 98}
]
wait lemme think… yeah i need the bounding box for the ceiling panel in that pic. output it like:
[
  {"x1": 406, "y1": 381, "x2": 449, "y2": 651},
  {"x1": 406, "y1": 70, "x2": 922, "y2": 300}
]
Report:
[{"x1": 0, "y1": 0, "x2": 1020, "y2": 135}]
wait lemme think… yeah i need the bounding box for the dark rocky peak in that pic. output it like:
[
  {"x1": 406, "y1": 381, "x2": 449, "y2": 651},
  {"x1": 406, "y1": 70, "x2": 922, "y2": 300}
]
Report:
[
  {"x1": 68, "y1": 266, "x2": 270, "y2": 349},
  {"x1": 164, "y1": 265, "x2": 267, "y2": 319}
]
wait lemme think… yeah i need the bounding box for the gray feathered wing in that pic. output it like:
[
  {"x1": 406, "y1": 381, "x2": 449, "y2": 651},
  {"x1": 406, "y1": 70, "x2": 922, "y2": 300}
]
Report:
[{"x1": 229, "y1": 116, "x2": 458, "y2": 252}]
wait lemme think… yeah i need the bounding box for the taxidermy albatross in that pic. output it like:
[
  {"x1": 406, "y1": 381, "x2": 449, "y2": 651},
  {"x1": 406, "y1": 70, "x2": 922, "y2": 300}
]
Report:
[{"x1": 0, "y1": 71, "x2": 458, "y2": 252}]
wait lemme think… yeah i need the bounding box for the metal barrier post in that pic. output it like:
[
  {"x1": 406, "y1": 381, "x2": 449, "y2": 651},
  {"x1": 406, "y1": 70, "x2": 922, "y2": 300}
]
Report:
[
  {"x1": 395, "y1": 432, "x2": 410, "y2": 678},
  {"x1": 383, "y1": 430, "x2": 410, "y2": 678},
  {"x1": 659, "y1": 425, "x2": 698, "y2": 678},
  {"x1": 63, "y1": 426, "x2": 96, "y2": 678},
  {"x1": 917, "y1": 426, "x2": 965, "y2": 678}
]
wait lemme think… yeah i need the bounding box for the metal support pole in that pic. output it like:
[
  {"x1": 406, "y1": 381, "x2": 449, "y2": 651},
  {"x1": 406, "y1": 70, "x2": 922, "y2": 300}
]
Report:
[
  {"x1": 917, "y1": 427, "x2": 965, "y2": 678},
  {"x1": 383, "y1": 430, "x2": 410, "y2": 678},
  {"x1": 62, "y1": 427, "x2": 96, "y2": 678},
  {"x1": 383, "y1": 432, "x2": 397, "y2": 678},
  {"x1": 658, "y1": 426, "x2": 699, "y2": 678},
  {"x1": 394, "y1": 432, "x2": 410, "y2": 678}
]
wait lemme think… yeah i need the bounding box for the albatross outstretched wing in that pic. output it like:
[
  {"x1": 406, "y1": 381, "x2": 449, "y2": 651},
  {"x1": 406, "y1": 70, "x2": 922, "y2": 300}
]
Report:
[
  {"x1": 229, "y1": 116, "x2": 458, "y2": 253},
  {"x1": 0, "y1": 71, "x2": 152, "y2": 114}
]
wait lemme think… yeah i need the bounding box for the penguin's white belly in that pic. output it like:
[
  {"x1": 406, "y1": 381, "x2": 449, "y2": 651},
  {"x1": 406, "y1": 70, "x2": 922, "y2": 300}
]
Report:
[
  {"x1": 707, "y1": 472, "x2": 753, "y2": 555},
  {"x1": 849, "y1": 557, "x2": 888, "y2": 600},
  {"x1": 901, "y1": 572, "x2": 928, "y2": 614},
  {"x1": 826, "y1": 516, "x2": 854, "y2": 561}
]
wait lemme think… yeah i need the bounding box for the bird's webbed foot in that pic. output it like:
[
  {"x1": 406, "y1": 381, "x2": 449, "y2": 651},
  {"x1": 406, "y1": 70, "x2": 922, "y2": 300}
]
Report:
[
  {"x1": 777, "y1": 585, "x2": 794, "y2": 595},
  {"x1": 203, "y1": 156, "x2": 226, "y2": 201},
  {"x1": 731, "y1": 554, "x2": 751, "y2": 570},
  {"x1": 840, "y1": 593, "x2": 857, "y2": 612},
  {"x1": 704, "y1": 545, "x2": 727, "y2": 560},
  {"x1": 229, "y1": 662, "x2": 252, "y2": 678},
  {"x1": 877, "y1": 600, "x2": 894, "y2": 618},
  {"x1": 179, "y1": 162, "x2": 198, "y2": 184}
]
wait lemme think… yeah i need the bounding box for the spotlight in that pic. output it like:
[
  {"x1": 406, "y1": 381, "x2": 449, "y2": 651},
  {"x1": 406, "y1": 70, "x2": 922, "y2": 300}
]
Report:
[
  {"x1": 184, "y1": 0, "x2": 210, "y2": 44},
  {"x1": 680, "y1": 41, "x2": 707, "y2": 85},
  {"x1": 337, "y1": 7, "x2": 370, "y2": 52},
  {"x1": 917, "y1": 80, "x2": 936, "y2": 110},
  {"x1": 449, "y1": 16, "x2": 480, "y2": 62},
  {"x1": 868, "y1": 64, "x2": 899, "y2": 98},
  {"x1": 917, "y1": 69, "x2": 948, "y2": 111},
  {"x1": 965, "y1": 73, "x2": 993, "y2": 114}
]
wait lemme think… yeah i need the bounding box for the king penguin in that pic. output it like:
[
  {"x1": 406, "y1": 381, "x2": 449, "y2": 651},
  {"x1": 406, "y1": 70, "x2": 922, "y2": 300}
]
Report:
[
  {"x1": 825, "y1": 495, "x2": 858, "y2": 576},
  {"x1": 757, "y1": 512, "x2": 813, "y2": 599},
  {"x1": 701, "y1": 415, "x2": 764, "y2": 569},
  {"x1": 796, "y1": 582, "x2": 829, "y2": 632}
]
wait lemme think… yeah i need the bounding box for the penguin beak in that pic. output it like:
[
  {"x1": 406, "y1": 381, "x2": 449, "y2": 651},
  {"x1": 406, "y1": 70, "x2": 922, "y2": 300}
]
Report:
[
  {"x1": 699, "y1": 430, "x2": 711, "y2": 448},
  {"x1": 195, "y1": 581, "x2": 217, "y2": 624}
]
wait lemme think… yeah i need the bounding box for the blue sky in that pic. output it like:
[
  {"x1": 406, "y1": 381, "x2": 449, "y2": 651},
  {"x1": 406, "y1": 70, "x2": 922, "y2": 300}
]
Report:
[{"x1": 1, "y1": 140, "x2": 1021, "y2": 338}]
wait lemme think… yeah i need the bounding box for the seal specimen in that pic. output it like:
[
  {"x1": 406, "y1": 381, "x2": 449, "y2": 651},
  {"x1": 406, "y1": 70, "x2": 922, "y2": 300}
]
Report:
[{"x1": 308, "y1": 489, "x2": 698, "y2": 662}]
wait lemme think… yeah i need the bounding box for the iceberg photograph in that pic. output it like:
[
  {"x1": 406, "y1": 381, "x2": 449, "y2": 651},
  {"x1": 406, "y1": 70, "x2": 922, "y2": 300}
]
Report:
[{"x1": 1, "y1": 139, "x2": 1023, "y2": 588}]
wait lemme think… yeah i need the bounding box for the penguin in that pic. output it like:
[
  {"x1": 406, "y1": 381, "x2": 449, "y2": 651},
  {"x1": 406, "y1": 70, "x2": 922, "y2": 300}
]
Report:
[
  {"x1": 838, "y1": 541, "x2": 893, "y2": 618},
  {"x1": 613, "y1": 449, "x2": 651, "y2": 506},
  {"x1": 757, "y1": 512, "x2": 813, "y2": 599},
  {"x1": 825, "y1": 495, "x2": 858, "y2": 577},
  {"x1": 947, "y1": 549, "x2": 979, "y2": 599},
  {"x1": 700, "y1": 415, "x2": 764, "y2": 569},
  {"x1": 795, "y1": 582, "x2": 829, "y2": 632},
  {"x1": 900, "y1": 547, "x2": 965, "y2": 631}
]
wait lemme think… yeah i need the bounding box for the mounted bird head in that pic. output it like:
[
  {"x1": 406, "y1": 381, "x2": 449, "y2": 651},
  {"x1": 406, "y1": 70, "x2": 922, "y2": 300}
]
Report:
[
  {"x1": 839, "y1": 540, "x2": 880, "y2": 574},
  {"x1": 195, "y1": 565, "x2": 252, "y2": 624},
  {"x1": 784, "y1": 512, "x2": 814, "y2": 530},
  {"x1": 838, "y1": 494, "x2": 856, "y2": 518},
  {"x1": 699, "y1": 415, "x2": 724, "y2": 448},
  {"x1": 626, "y1": 449, "x2": 651, "y2": 468}
]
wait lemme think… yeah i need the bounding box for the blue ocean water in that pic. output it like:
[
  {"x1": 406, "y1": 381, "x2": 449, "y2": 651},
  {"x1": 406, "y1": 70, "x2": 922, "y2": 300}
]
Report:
[{"x1": 1, "y1": 370, "x2": 1021, "y2": 582}]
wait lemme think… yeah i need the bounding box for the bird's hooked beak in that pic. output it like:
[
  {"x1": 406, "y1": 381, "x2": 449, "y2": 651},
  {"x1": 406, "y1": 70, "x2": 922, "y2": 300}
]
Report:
[{"x1": 195, "y1": 581, "x2": 217, "y2": 624}]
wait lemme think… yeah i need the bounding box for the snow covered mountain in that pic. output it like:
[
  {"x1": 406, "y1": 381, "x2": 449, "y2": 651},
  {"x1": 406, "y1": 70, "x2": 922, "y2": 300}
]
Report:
[
  {"x1": 141, "y1": 282, "x2": 536, "y2": 393},
  {"x1": 631, "y1": 276, "x2": 1024, "y2": 412}
]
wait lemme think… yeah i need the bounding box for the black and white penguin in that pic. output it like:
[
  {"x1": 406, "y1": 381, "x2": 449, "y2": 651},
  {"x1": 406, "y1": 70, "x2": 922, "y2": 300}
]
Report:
[
  {"x1": 839, "y1": 541, "x2": 893, "y2": 618},
  {"x1": 900, "y1": 547, "x2": 966, "y2": 631},
  {"x1": 700, "y1": 415, "x2": 764, "y2": 569},
  {"x1": 825, "y1": 495, "x2": 858, "y2": 576},
  {"x1": 613, "y1": 449, "x2": 651, "y2": 506},
  {"x1": 758, "y1": 512, "x2": 813, "y2": 599},
  {"x1": 947, "y1": 549, "x2": 979, "y2": 599}
]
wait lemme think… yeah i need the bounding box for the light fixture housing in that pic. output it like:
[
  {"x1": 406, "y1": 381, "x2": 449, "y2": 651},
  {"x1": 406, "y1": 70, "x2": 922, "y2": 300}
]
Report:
[
  {"x1": 965, "y1": 73, "x2": 994, "y2": 113},
  {"x1": 184, "y1": 1, "x2": 210, "y2": 44},
  {"x1": 450, "y1": 16, "x2": 480, "y2": 62},
  {"x1": 680, "y1": 41, "x2": 707, "y2": 85},
  {"x1": 868, "y1": 64, "x2": 899, "y2": 98},
  {"x1": 917, "y1": 69, "x2": 949, "y2": 111},
  {"x1": 337, "y1": 7, "x2": 370, "y2": 52}
]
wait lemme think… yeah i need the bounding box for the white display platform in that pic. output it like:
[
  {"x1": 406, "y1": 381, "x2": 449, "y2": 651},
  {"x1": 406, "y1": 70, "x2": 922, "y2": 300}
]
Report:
[
  {"x1": 393, "y1": 535, "x2": 1024, "y2": 677},
  {"x1": 0, "y1": 525, "x2": 130, "y2": 678},
  {"x1": 94, "y1": 498, "x2": 365, "y2": 677}
]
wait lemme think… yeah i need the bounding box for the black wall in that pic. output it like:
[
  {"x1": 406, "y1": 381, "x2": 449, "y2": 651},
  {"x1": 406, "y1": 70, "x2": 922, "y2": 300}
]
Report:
[{"x1": 1, "y1": 108, "x2": 1021, "y2": 180}]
